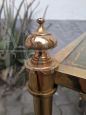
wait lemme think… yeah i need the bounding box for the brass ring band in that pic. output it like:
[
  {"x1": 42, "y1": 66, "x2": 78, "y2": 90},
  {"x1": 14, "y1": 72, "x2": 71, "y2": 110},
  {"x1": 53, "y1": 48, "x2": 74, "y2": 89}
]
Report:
[{"x1": 28, "y1": 87, "x2": 57, "y2": 97}]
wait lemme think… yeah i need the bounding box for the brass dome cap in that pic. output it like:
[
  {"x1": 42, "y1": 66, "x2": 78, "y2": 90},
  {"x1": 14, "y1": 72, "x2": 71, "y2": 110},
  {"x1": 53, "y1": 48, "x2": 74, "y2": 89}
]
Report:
[{"x1": 25, "y1": 18, "x2": 57, "y2": 50}]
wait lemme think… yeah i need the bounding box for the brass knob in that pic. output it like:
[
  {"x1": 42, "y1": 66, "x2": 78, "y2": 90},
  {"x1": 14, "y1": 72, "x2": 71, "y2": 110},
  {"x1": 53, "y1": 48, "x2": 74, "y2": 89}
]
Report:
[
  {"x1": 25, "y1": 18, "x2": 57, "y2": 50},
  {"x1": 25, "y1": 18, "x2": 58, "y2": 70},
  {"x1": 37, "y1": 18, "x2": 45, "y2": 25}
]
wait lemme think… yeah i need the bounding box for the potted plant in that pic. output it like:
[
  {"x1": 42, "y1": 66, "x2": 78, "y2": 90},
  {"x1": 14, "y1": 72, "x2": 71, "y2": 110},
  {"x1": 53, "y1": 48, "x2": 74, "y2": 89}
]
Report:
[{"x1": 0, "y1": 0, "x2": 39, "y2": 88}]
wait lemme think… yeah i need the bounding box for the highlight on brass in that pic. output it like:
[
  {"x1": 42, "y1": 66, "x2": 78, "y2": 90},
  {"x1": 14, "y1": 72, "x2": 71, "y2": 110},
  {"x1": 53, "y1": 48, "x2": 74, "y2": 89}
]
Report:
[
  {"x1": 25, "y1": 18, "x2": 57, "y2": 50},
  {"x1": 25, "y1": 18, "x2": 58, "y2": 70}
]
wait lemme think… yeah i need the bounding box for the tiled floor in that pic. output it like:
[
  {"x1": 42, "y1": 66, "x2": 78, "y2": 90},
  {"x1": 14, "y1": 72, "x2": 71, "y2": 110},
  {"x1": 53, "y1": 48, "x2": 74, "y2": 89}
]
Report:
[{"x1": 0, "y1": 20, "x2": 86, "y2": 115}]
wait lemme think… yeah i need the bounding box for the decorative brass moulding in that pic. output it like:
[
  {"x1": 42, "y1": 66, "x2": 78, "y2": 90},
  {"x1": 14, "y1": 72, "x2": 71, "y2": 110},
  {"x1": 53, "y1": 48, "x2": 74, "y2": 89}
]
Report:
[
  {"x1": 25, "y1": 18, "x2": 58, "y2": 115},
  {"x1": 25, "y1": 18, "x2": 58, "y2": 70}
]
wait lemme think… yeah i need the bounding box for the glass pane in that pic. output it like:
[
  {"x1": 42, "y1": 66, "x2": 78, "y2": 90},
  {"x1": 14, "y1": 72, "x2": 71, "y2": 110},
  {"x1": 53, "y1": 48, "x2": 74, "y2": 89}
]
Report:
[{"x1": 63, "y1": 38, "x2": 86, "y2": 69}]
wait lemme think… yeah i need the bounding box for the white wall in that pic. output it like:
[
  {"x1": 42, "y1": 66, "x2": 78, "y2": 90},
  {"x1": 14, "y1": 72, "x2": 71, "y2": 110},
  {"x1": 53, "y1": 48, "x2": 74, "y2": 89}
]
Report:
[
  {"x1": 32, "y1": 0, "x2": 86, "y2": 20},
  {"x1": 0, "y1": 0, "x2": 86, "y2": 20}
]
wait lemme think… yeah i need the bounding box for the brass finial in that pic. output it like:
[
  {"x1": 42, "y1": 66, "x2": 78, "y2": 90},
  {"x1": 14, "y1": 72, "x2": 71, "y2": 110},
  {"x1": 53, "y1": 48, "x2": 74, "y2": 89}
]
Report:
[
  {"x1": 25, "y1": 18, "x2": 57, "y2": 50},
  {"x1": 25, "y1": 18, "x2": 58, "y2": 115},
  {"x1": 25, "y1": 18, "x2": 58, "y2": 70},
  {"x1": 36, "y1": 18, "x2": 45, "y2": 33},
  {"x1": 37, "y1": 18, "x2": 45, "y2": 25}
]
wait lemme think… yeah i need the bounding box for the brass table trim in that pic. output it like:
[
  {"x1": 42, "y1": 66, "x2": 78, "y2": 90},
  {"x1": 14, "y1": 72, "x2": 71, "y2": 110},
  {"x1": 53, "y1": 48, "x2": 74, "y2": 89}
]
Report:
[
  {"x1": 28, "y1": 86, "x2": 57, "y2": 97},
  {"x1": 55, "y1": 32, "x2": 86, "y2": 63},
  {"x1": 56, "y1": 64, "x2": 86, "y2": 80}
]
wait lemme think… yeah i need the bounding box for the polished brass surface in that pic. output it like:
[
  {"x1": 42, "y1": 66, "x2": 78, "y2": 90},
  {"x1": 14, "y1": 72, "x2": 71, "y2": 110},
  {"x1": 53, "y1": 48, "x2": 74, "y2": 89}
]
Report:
[
  {"x1": 25, "y1": 18, "x2": 58, "y2": 70},
  {"x1": 26, "y1": 69, "x2": 57, "y2": 115},
  {"x1": 25, "y1": 18, "x2": 57, "y2": 50},
  {"x1": 54, "y1": 71, "x2": 86, "y2": 94},
  {"x1": 31, "y1": 50, "x2": 51, "y2": 65},
  {"x1": 25, "y1": 18, "x2": 58, "y2": 115},
  {"x1": 33, "y1": 96, "x2": 52, "y2": 115},
  {"x1": 25, "y1": 18, "x2": 86, "y2": 115},
  {"x1": 57, "y1": 64, "x2": 86, "y2": 79}
]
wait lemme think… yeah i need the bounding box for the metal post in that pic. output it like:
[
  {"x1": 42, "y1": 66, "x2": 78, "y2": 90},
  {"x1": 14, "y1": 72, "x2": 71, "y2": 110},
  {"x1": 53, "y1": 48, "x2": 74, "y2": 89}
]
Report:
[
  {"x1": 33, "y1": 96, "x2": 52, "y2": 115},
  {"x1": 25, "y1": 18, "x2": 58, "y2": 115}
]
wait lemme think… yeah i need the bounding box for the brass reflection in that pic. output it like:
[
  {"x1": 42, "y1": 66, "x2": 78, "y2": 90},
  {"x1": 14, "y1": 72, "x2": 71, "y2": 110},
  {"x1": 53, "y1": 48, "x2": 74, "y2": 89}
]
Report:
[{"x1": 25, "y1": 18, "x2": 58, "y2": 115}]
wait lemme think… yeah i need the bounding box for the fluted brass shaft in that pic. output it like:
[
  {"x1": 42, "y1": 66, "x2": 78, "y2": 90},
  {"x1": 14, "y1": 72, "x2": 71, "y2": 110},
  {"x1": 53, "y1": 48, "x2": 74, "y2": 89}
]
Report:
[{"x1": 33, "y1": 96, "x2": 52, "y2": 115}]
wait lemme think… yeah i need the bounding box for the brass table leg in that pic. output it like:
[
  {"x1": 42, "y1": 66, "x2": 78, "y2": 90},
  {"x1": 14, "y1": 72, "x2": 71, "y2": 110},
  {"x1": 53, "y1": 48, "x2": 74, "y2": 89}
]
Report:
[
  {"x1": 27, "y1": 70, "x2": 57, "y2": 115},
  {"x1": 33, "y1": 96, "x2": 52, "y2": 115},
  {"x1": 25, "y1": 18, "x2": 58, "y2": 115}
]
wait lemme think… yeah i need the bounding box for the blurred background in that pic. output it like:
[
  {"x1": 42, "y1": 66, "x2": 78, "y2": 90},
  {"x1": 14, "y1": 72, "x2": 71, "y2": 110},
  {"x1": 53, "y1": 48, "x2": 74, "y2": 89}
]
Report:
[
  {"x1": 0, "y1": 0, "x2": 86, "y2": 115},
  {"x1": 0, "y1": 0, "x2": 86, "y2": 19}
]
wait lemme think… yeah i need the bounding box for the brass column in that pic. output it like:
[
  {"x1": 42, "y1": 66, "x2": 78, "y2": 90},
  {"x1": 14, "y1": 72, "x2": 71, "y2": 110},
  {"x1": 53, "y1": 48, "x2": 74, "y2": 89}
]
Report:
[{"x1": 25, "y1": 18, "x2": 58, "y2": 115}]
